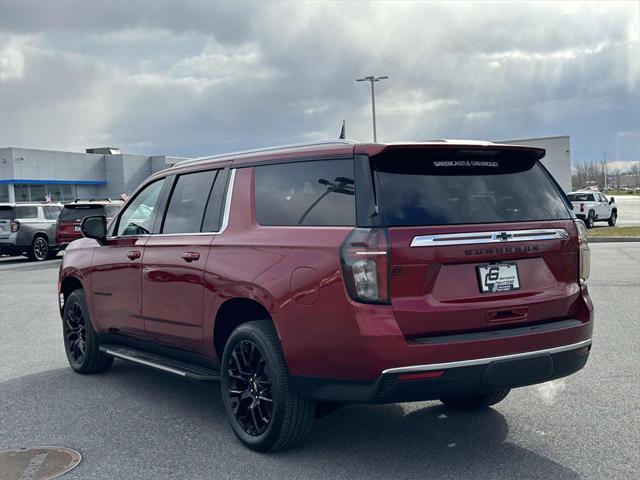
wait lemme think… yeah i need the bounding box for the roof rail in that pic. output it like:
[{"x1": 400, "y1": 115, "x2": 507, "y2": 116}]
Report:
[{"x1": 174, "y1": 139, "x2": 357, "y2": 167}]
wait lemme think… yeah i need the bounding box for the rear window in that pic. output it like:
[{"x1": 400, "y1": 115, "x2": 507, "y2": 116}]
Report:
[
  {"x1": 373, "y1": 149, "x2": 571, "y2": 226},
  {"x1": 0, "y1": 206, "x2": 14, "y2": 220},
  {"x1": 567, "y1": 193, "x2": 595, "y2": 202},
  {"x1": 59, "y1": 205, "x2": 106, "y2": 221}
]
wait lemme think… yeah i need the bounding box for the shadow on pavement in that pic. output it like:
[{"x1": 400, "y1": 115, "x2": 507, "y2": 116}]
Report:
[{"x1": 0, "y1": 362, "x2": 579, "y2": 480}]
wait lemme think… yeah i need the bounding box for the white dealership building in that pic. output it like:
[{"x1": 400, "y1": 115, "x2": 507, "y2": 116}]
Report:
[
  {"x1": 498, "y1": 135, "x2": 572, "y2": 192},
  {"x1": 0, "y1": 147, "x2": 186, "y2": 203}
]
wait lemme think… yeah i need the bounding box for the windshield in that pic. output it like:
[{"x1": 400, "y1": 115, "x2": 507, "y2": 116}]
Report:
[{"x1": 372, "y1": 149, "x2": 571, "y2": 226}]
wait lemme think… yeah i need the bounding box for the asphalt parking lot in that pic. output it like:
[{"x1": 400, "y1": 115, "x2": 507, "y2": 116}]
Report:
[{"x1": 1, "y1": 243, "x2": 639, "y2": 480}]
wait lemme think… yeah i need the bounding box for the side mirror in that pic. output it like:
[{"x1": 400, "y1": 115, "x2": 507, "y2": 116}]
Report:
[
  {"x1": 609, "y1": 197, "x2": 615, "y2": 204},
  {"x1": 81, "y1": 215, "x2": 107, "y2": 244}
]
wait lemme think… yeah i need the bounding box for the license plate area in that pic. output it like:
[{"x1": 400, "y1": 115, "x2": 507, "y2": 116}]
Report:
[{"x1": 477, "y1": 263, "x2": 520, "y2": 293}]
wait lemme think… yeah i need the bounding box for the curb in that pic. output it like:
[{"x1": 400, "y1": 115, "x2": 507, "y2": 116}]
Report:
[{"x1": 588, "y1": 237, "x2": 640, "y2": 243}]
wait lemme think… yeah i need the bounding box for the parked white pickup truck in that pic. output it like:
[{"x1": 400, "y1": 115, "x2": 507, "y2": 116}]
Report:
[{"x1": 566, "y1": 191, "x2": 617, "y2": 228}]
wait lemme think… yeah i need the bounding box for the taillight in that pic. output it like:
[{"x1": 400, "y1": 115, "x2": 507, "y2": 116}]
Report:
[
  {"x1": 574, "y1": 220, "x2": 590, "y2": 282},
  {"x1": 10, "y1": 220, "x2": 20, "y2": 232},
  {"x1": 580, "y1": 203, "x2": 584, "y2": 213},
  {"x1": 340, "y1": 228, "x2": 390, "y2": 304}
]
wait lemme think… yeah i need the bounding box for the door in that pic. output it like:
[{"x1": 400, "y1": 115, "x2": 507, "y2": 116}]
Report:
[
  {"x1": 141, "y1": 168, "x2": 227, "y2": 352},
  {"x1": 597, "y1": 193, "x2": 611, "y2": 219},
  {"x1": 91, "y1": 178, "x2": 166, "y2": 337}
]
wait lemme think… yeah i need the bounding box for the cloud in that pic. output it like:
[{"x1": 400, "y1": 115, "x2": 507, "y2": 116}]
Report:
[{"x1": 0, "y1": 1, "x2": 638, "y2": 162}]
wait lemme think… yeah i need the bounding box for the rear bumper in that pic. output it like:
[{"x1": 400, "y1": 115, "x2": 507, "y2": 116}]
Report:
[{"x1": 294, "y1": 339, "x2": 591, "y2": 403}]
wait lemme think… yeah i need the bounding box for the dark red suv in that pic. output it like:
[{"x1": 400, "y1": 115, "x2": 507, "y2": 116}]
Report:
[
  {"x1": 58, "y1": 140, "x2": 593, "y2": 451},
  {"x1": 56, "y1": 199, "x2": 123, "y2": 249}
]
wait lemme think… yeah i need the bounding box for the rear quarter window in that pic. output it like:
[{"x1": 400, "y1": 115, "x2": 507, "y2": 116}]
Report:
[
  {"x1": 254, "y1": 159, "x2": 356, "y2": 226},
  {"x1": 14, "y1": 206, "x2": 39, "y2": 219}
]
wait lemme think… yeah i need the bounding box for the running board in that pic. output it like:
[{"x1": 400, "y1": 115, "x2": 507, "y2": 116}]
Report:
[{"x1": 99, "y1": 344, "x2": 220, "y2": 381}]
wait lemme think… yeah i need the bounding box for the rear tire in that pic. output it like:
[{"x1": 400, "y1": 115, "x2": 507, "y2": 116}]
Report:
[
  {"x1": 608, "y1": 210, "x2": 617, "y2": 226},
  {"x1": 221, "y1": 320, "x2": 315, "y2": 452},
  {"x1": 62, "y1": 290, "x2": 113, "y2": 374},
  {"x1": 440, "y1": 389, "x2": 510, "y2": 410},
  {"x1": 585, "y1": 211, "x2": 595, "y2": 229},
  {"x1": 28, "y1": 235, "x2": 49, "y2": 262}
]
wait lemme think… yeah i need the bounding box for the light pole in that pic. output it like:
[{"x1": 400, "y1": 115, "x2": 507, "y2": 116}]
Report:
[
  {"x1": 602, "y1": 151, "x2": 608, "y2": 190},
  {"x1": 356, "y1": 75, "x2": 388, "y2": 142}
]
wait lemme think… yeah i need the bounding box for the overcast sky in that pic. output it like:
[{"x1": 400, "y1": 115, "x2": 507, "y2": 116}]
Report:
[{"x1": 0, "y1": 1, "x2": 638, "y2": 165}]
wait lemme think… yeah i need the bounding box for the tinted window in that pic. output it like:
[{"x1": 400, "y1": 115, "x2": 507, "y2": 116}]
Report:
[
  {"x1": 254, "y1": 159, "x2": 356, "y2": 226},
  {"x1": 373, "y1": 149, "x2": 571, "y2": 226},
  {"x1": 14, "y1": 206, "x2": 39, "y2": 219},
  {"x1": 44, "y1": 206, "x2": 61, "y2": 220},
  {"x1": 105, "y1": 205, "x2": 122, "y2": 219},
  {"x1": 0, "y1": 206, "x2": 15, "y2": 220},
  {"x1": 162, "y1": 170, "x2": 217, "y2": 234},
  {"x1": 202, "y1": 169, "x2": 229, "y2": 232},
  {"x1": 59, "y1": 205, "x2": 106, "y2": 221},
  {"x1": 567, "y1": 193, "x2": 595, "y2": 202},
  {"x1": 117, "y1": 179, "x2": 165, "y2": 236}
]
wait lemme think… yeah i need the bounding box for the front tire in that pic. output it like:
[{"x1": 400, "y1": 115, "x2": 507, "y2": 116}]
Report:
[
  {"x1": 221, "y1": 320, "x2": 315, "y2": 452},
  {"x1": 62, "y1": 290, "x2": 113, "y2": 374},
  {"x1": 440, "y1": 389, "x2": 510, "y2": 410},
  {"x1": 608, "y1": 210, "x2": 617, "y2": 226}
]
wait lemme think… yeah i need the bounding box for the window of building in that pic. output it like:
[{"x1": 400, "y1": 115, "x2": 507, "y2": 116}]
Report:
[
  {"x1": 254, "y1": 159, "x2": 356, "y2": 226},
  {"x1": 162, "y1": 170, "x2": 217, "y2": 234},
  {"x1": 0, "y1": 185, "x2": 9, "y2": 202},
  {"x1": 15, "y1": 185, "x2": 29, "y2": 202},
  {"x1": 10, "y1": 184, "x2": 77, "y2": 202}
]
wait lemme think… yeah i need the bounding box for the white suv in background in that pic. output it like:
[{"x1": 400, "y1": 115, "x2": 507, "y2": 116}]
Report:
[{"x1": 566, "y1": 191, "x2": 617, "y2": 228}]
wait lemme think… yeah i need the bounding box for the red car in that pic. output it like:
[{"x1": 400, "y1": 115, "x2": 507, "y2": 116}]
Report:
[
  {"x1": 58, "y1": 140, "x2": 593, "y2": 452},
  {"x1": 56, "y1": 199, "x2": 123, "y2": 249}
]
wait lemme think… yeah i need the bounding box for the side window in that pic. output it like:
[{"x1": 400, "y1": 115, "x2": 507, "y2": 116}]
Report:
[
  {"x1": 14, "y1": 206, "x2": 38, "y2": 218},
  {"x1": 162, "y1": 170, "x2": 217, "y2": 234},
  {"x1": 117, "y1": 179, "x2": 165, "y2": 236},
  {"x1": 202, "y1": 169, "x2": 229, "y2": 232},
  {"x1": 586, "y1": 194, "x2": 595, "y2": 202},
  {"x1": 254, "y1": 159, "x2": 355, "y2": 226},
  {"x1": 44, "y1": 206, "x2": 61, "y2": 220}
]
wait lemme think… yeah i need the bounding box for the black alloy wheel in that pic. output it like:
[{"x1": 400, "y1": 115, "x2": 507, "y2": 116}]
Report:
[
  {"x1": 227, "y1": 340, "x2": 274, "y2": 436},
  {"x1": 221, "y1": 320, "x2": 315, "y2": 452},
  {"x1": 61, "y1": 290, "x2": 113, "y2": 374},
  {"x1": 63, "y1": 301, "x2": 87, "y2": 367}
]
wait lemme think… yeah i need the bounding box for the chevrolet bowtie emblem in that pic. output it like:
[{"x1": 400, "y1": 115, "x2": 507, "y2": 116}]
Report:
[{"x1": 497, "y1": 232, "x2": 510, "y2": 241}]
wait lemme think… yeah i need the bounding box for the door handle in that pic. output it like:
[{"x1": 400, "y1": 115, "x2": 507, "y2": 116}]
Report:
[
  {"x1": 126, "y1": 250, "x2": 142, "y2": 260},
  {"x1": 181, "y1": 252, "x2": 200, "y2": 262}
]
